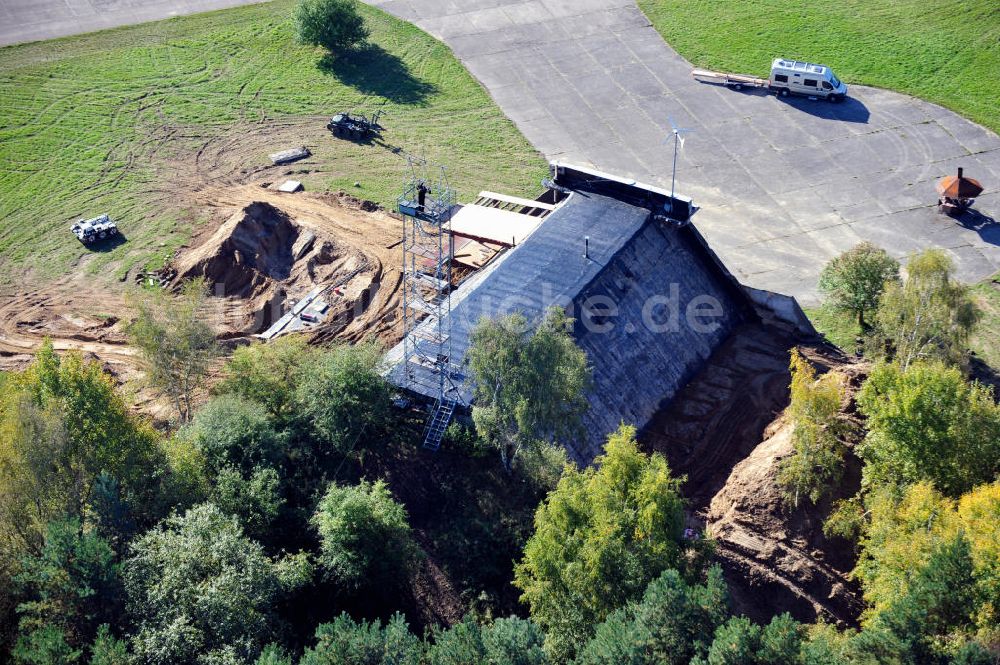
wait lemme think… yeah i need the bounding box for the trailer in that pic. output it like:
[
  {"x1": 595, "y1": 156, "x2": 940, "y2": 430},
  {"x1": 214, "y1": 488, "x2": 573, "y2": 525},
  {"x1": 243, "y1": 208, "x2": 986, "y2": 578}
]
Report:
[
  {"x1": 691, "y1": 68, "x2": 768, "y2": 90},
  {"x1": 693, "y1": 59, "x2": 848, "y2": 101}
]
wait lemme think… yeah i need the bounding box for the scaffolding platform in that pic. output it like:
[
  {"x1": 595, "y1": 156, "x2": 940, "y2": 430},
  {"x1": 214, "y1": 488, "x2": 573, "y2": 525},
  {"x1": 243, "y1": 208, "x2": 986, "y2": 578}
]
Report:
[{"x1": 398, "y1": 158, "x2": 465, "y2": 452}]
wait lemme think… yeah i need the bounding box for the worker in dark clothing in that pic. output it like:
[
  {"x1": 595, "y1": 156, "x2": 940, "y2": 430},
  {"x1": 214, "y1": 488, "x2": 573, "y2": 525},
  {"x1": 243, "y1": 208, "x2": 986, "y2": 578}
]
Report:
[{"x1": 417, "y1": 181, "x2": 429, "y2": 213}]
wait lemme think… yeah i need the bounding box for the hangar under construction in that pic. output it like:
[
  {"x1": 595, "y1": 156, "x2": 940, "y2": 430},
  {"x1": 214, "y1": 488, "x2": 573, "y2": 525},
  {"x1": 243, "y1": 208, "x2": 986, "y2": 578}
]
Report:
[{"x1": 385, "y1": 162, "x2": 812, "y2": 461}]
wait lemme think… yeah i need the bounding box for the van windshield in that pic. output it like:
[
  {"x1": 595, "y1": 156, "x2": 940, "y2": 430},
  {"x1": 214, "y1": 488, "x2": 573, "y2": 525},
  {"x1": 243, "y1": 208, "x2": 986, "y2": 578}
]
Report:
[{"x1": 830, "y1": 74, "x2": 841, "y2": 88}]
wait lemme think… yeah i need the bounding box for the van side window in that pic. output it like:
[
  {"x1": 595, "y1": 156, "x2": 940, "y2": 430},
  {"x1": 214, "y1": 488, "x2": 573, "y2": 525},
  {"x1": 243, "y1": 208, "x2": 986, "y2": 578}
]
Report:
[
  {"x1": 822, "y1": 81, "x2": 832, "y2": 90},
  {"x1": 774, "y1": 74, "x2": 788, "y2": 83},
  {"x1": 804, "y1": 79, "x2": 817, "y2": 87}
]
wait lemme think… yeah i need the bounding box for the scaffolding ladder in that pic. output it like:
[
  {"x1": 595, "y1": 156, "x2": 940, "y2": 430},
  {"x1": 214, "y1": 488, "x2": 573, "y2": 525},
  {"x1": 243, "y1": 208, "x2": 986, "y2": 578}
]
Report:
[{"x1": 422, "y1": 398, "x2": 456, "y2": 451}]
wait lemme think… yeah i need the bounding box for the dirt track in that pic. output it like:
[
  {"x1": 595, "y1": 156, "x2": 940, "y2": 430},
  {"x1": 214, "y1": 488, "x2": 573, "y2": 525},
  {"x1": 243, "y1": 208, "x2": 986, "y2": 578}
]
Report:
[{"x1": 0, "y1": 279, "x2": 135, "y2": 373}]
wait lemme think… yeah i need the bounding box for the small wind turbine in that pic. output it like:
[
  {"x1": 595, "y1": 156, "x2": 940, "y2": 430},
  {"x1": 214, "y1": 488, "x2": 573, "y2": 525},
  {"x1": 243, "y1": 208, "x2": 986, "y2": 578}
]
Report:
[{"x1": 666, "y1": 115, "x2": 694, "y2": 214}]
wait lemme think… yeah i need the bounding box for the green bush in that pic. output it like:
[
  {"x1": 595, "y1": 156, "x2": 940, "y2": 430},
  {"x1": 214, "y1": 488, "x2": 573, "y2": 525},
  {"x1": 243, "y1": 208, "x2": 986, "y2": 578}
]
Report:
[
  {"x1": 778, "y1": 350, "x2": 851, "y2": 508},
  {"x1": 186, "y1": 395, "x2": 284, "y2": 475},
  {"x1": 312, "y1": 480, "x2": 416, "y2": 590}
]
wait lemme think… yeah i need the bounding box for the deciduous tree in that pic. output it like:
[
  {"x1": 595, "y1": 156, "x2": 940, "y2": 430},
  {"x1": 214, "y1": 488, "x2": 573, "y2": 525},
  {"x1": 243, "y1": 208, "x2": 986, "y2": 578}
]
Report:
[
  {"x1": 211, "y1": 466, "x2": 284, "y2": 543},
  {"x1": 854, "y1": 480, "x2": 1000, "y2": 635},
  {"x1": 467, "y1": 308, "x2": 591, "y2": 472},
  {"x1": 872, "y1": 249, "x2": 979, "y2": 368},
  {"x1": 819, "y1": 242, "x2": 899, "y2": 329},
  {"x1": 295, "y1": 342, "x2": 393, "y2": 456},
  {"x1": 128, "y1": 279, "x2": 218, "y2": 424},
  {"x1": 0, "y1": 343, "x2": 164, "y2": 554},
  {"x1": 185, "y1": 394, "x2": 284, "y2": 475},
  {"x1": 856, "y1": 362, "x2": 1000, "y2": 496},
  {"x1": 513, "y1": 425, "x2": 697, "y2": 661},
  {"x1": 124, "y1": 503, "x2": 310, "y2": 664},
  {"x1": 215, "y1": 337, "x2": 311, "y2": 421},
  {"x1": 312, "y1": 479, "x2": 416, "y2": 590},
  {"x1": 295, "y1": 0, "x2": 369, "y2": 53}
]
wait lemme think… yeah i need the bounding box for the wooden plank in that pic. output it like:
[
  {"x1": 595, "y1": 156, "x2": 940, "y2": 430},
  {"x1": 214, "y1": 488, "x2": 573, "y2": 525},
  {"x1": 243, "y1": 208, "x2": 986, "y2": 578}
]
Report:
[
  {"x1": 477, "y1": 190, "x2": 556, "y2": 211},
  {"x1": 406, "y1": 271, "x2": 449, "y2": 291}
]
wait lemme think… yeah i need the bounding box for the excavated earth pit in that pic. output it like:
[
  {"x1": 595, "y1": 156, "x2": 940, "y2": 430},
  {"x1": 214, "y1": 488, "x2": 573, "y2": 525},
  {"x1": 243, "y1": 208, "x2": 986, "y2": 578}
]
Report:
[
  {"x1": 640, "y1": 321, "x2": 868, "y2": 628},
  {"x1": 172, "y1": 200, "x2": 373, "y2": 336}
]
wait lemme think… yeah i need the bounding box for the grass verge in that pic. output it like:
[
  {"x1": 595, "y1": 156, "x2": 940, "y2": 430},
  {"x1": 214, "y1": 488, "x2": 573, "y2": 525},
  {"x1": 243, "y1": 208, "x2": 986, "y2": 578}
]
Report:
[
  {"x1": 637, "y1": 0, "x2": 1000, "y2": 135},
  {"x1": 970, "y1": 273, "x2": 1000, "y2": 371},
  {"x1": 0, "y1": 1, "x2": 546, "y2": 284},
  {"x1": 806, "y1": 272, "x2": 1000, "y2": 372},
  {"x1": 803, "y1": 304, "x2": 861, "y2": 353}
]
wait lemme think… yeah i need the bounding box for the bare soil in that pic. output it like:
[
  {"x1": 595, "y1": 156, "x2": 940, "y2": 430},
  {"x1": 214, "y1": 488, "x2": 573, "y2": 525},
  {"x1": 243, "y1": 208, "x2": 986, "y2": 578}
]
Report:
[
  {"x1": 0, "y1": 185, "x2": 405, "y2": 380},
  {"x1": 641, "y1": 321, "x2": 868, "y2": 627}
]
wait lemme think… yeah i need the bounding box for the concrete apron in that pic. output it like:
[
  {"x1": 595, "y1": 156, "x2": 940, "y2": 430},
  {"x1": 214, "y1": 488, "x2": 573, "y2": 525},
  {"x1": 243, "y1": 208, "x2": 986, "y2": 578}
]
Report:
[{"x1": 368, "y1": 0, "x2": 1000, "y2": 305}]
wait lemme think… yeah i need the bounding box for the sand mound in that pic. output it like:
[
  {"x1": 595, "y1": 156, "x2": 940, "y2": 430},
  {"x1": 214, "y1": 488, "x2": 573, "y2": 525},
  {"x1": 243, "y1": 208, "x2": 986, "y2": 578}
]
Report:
[
  {"x1": 173, "y1": 201, "x2": 369, "y2": 334},
  {"x1": 705, "y1": 349, "x2": 868, "y2": 627}
]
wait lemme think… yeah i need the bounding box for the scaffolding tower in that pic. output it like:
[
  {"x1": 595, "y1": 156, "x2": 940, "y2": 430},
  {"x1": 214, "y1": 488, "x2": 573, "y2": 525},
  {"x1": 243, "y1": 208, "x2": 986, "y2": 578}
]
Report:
[{"x1": 398, "y1": 158, "x2": 462, "y2": 451}]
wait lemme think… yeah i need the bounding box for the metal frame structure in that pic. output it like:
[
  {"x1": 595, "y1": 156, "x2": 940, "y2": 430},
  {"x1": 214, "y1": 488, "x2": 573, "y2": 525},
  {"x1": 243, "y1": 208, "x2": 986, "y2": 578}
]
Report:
[{"x1": 398, "y1": 157, "x2": 462, "y2": 449}]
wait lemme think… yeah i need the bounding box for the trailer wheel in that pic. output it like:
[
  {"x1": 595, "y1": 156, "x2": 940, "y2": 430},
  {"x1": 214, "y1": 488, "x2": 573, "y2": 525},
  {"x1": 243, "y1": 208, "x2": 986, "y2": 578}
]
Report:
[{"x1": 733, "y1": 83, "x2": 742, "y2": 90}]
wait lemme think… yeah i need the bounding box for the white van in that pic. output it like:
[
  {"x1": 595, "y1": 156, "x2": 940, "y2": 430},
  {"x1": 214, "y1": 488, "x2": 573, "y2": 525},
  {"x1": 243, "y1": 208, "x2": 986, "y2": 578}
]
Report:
[{"x1": 768, "y1": 59, "x2": 848, "y2": 102}]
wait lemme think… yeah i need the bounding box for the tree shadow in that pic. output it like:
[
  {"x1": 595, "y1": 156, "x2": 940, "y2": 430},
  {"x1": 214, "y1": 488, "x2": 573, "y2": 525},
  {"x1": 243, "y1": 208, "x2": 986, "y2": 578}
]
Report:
[
  {"x1": 954, "y1": 208, "x2": 1000, "y2": 247},
  {"x1": 969, "y1": 354, "x2": 1000, "y2": 397},
  {"x1": 318, "y1": 44, "x2": 437, "y2": 106}
]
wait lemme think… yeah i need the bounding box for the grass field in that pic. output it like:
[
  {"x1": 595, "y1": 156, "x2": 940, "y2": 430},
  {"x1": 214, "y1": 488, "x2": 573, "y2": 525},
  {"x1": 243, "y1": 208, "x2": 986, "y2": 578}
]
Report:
[
  {"x1": 0, "y1": 1, "x2": 546, "y2": 284},
  {"x1": 969, "y1": 274, "x2": 1000, "y2": 370},
  {"x1": 637, "y1": 0, "x2": 1000, "y2": 135}
]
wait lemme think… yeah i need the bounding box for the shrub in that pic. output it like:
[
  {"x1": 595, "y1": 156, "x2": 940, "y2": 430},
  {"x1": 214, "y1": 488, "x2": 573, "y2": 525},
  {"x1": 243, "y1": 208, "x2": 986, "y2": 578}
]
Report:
[
  {"x1": 295, "y1": 0, "x2": 369, "y2": 53},
  {"x1": 312, "y1": 480, "x2": 416, "y2": 590},
  {"x1": 778, "y1": 350, "x2": 850, "y2": 507}
]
